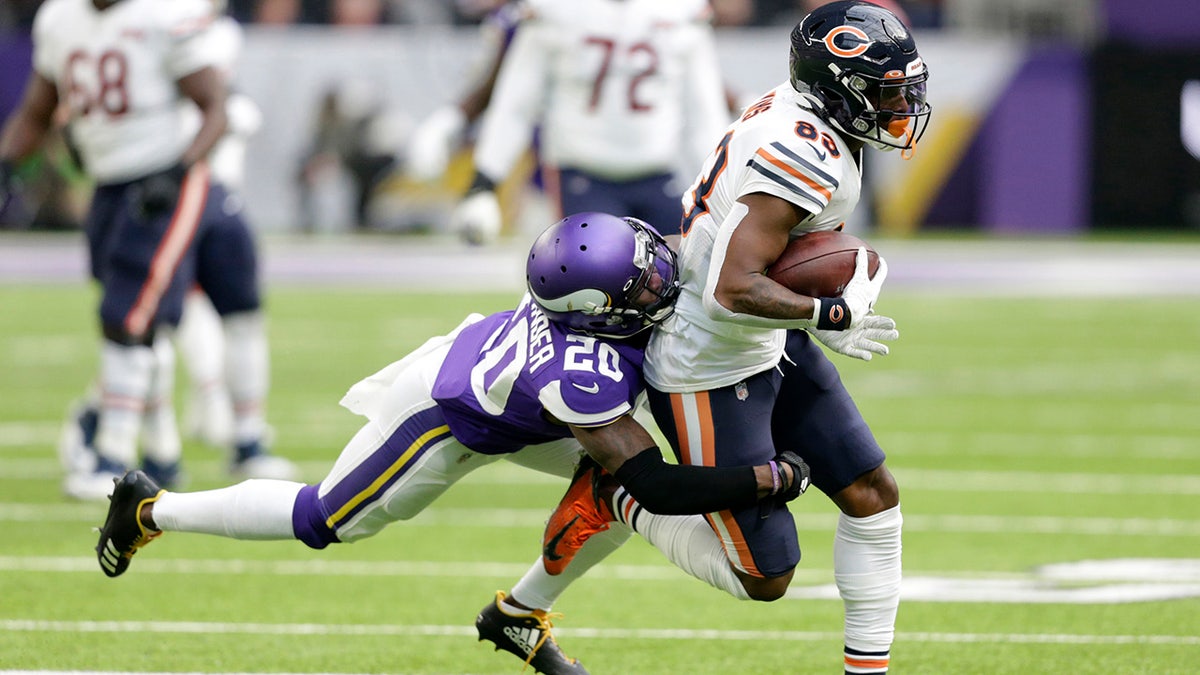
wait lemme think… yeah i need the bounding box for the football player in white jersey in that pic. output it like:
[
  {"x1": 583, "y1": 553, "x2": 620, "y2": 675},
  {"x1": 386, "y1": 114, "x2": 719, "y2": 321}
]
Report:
[
  {"x1": 447, "y1": 0, "x2": 730, "y2": 246},
  {"x1": 502, "y1": 3, "x2": 931, "y2": 673},
  {"x1": 0, "y1": 0, "x2": 290, "y2": 500}
]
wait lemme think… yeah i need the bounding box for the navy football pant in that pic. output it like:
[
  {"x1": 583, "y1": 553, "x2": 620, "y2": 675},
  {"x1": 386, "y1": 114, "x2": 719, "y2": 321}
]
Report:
[
  {"x1": 547, "y1": 167, "x2": 684, "y2": 237},
  {"x1": 87, "y1": 171, "x2": 259, "y2": 337},
  {"x1": 646, "y1": 329, "x2": 886, "y2": 578}
]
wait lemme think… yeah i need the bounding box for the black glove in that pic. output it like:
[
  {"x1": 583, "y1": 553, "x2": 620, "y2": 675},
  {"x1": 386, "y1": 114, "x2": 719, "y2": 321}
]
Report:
[
  {"x1": 773, "y1": 450, "x2": 811, "y2": 504},
  {"x1": 136, "y1": 163, "x2": 188, "y2": 220}
]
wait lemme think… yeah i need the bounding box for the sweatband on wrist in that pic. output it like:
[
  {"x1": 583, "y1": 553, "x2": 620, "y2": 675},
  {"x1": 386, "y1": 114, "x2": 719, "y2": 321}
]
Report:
[
  {"x1": 816, "y1": 296, "x2": 851, "y2": 330},
  {"x1": 768, "y1": 460, "x2": 781, "y2": 495},
  {"x1": 613, "y1": 448, "x2": 758, "y2": 515}
]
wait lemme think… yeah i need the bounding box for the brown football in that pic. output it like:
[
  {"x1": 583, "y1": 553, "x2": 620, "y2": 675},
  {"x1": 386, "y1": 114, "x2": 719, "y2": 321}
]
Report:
[{"x1": 765, "y1": 230, "x2": 880, "y2": 298}]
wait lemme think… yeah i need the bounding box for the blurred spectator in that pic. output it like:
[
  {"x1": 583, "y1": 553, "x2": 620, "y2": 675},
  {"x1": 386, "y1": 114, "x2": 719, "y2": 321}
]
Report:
[
  {"x1": 249, "y1": 0, "x2": 382, "y2": 24},
  {"x1": 243, "y1": 0, "x2": 451, "y2": 24},
  {"x1": 296, "y1": 81, "x2": 407, "y2": 231}
]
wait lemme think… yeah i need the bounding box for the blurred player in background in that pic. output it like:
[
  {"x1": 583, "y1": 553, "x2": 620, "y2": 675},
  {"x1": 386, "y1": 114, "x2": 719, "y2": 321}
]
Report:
[
  {"x1": 94, "y1": 212, "x2": 809, "y2": 675},
  {"x1": 174, "y1": 0, "x2": 284, "y2": 472},
  {"x1": 446, "y1": 0, "x2": 731, "y2": 246},
  {"x1": 0, "y1": 0, "x2": 293, "y2": 501},
  {"x1": 496, "y1": 2, "x2": 930, "y2": 673},
  {"x1": 404, "y1": 1, "x2": 522, "y2": 185}
]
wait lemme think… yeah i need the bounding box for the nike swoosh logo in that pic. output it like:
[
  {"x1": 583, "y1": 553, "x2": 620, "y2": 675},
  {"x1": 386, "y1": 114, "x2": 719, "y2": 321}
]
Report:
[
  {"x1": 543, "y1": 514, "x2": 580, "y2": 561},
  {"x1": 811, "y1": 144, "x2": 827, "y2": 161},
  {"x1": 572, "y1": 382, "x2": 600, "y2": 394}
]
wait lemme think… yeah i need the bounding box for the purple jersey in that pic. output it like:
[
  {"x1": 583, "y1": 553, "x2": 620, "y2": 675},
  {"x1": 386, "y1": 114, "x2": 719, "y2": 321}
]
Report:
[{"x1": 431, "y1": 294, "x2": 645, "y2": 455}]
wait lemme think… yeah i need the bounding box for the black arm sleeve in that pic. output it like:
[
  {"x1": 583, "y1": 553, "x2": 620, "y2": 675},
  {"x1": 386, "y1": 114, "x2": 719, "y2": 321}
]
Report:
[{"x1": 612, "y1": 448, "x2": 758, "y2": 515}]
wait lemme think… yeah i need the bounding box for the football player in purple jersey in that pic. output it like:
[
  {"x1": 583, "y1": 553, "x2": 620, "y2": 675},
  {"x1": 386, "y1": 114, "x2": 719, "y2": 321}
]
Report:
[{"x1": 94, "y1": 212, "x2": 809, "y2": 675}]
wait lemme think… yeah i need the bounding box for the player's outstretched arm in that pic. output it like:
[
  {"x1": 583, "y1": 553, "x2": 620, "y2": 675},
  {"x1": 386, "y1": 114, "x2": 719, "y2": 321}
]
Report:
[{"x1": 570, "y1": 415, "x2": 807, "y2": 515}]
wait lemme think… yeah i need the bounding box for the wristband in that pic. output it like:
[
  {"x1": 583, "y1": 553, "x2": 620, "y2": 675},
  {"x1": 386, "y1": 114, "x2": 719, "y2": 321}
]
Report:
[
  {"x1": 768, "y1": 460, "x2": 781, "y2": 496},
  {"x1": 816, "y1": 297, "x2": 851, "y2": 330}
]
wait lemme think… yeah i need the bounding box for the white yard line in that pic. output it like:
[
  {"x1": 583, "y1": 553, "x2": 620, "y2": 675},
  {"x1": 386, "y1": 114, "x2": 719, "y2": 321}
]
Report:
[{"x1": 1, "y1": 621, "x2": 1197, "y2": 646}]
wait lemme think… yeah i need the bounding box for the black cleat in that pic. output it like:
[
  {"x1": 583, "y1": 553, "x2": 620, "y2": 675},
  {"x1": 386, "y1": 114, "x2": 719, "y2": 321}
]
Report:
[
  {"x1": 476, "y1": 591, "x2": 589, "y2": 674},
  {"x1": 95, "y1": 470, "x2": 164, "y2": 578}
]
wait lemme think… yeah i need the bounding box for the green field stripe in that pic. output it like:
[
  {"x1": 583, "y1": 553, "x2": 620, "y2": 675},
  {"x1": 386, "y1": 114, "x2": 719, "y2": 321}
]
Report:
[
  {"x1": 2, "y1": 620, "x2": 1197, "y2": 646},
  {"x1": 895, "y1": 469, "x2": 1200, "y2": 494}
]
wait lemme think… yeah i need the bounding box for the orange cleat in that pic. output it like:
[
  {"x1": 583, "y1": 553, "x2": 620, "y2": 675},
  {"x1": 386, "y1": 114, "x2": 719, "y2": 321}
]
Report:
[{"x1": 541, "y1": 457, "x2": 616, "y2": 576}]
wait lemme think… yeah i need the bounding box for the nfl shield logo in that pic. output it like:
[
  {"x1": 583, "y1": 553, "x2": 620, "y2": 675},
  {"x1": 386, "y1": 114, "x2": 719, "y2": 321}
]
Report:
[{"x1": 735, "y1": 382, "x2": 749, "y2": 401}]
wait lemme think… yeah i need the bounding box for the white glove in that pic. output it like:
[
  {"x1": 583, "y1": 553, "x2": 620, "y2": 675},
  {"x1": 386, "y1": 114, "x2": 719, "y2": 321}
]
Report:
[
  {"x1": 449, "y1": 189, "x2": 502, "y2": 246},
  {"x1": 809, "y1": 313, "x2": 898, "y2": 361},
  {"x1": 841, "y1": 247, "x2": 889, "y2": 328},
  {"x1": 406, "y1": 106, "x2": 467, "y2": 182}
]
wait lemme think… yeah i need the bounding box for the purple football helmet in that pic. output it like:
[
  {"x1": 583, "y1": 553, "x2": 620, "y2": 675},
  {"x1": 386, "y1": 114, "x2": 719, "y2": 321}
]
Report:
[{"x1": 527, "y1": 212, "x2": 680, "y2": 339}]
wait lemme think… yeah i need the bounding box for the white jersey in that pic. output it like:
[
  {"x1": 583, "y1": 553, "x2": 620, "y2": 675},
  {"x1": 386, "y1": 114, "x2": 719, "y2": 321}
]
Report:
[
  {"x1": 32, "y1": 0, "x2": 218, "y2": 183},
  {"x1": 473, "y1": 0, "x2": 729, "y2": 181},
  {"x1": 645, "y1": 83, "x2": 863, "y2": 392}
]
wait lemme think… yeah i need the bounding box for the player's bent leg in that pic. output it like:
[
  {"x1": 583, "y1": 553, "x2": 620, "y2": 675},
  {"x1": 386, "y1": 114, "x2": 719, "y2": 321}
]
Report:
[
  {"x1": 830, "y1": 464, "x2": 899, "y2": 518},
  {"x1": 307, "y1": 406, "x2": 493, "y2": 546},
  {"x1": 733, "y1": 566, "x2": 795, "y2": 602}
]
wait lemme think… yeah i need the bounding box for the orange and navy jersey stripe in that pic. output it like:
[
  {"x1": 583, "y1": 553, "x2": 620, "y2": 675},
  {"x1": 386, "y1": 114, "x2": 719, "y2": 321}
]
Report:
[
  {"x1": 747, "y1": 141, "x2": 840, "y2": 213},
  {"x1": 123, "y1": 162, "x2": 209, "y2": 337},
  {"x1": 666, "y1": 390, "x2": 764, "y2": 578}
]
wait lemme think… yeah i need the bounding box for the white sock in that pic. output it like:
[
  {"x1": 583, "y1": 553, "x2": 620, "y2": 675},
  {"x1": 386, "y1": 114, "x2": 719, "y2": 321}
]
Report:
[
  {"x1": 178, "y1": 291, "x2": 226, "y2": 399},
  {"x1": 178, "y1": 291, "x2": 232, "y2": 440},
  {"x1": 223, "y1": 311, "x2": 269, "y2": 446},
  {"x1": 141, "y1": 333, "x2": 182, "y2": 466},
  {"x1": 95, "y1": 341, "x2": 156, "y2": 468},
  {"x1": 510, "y1": 524, "x2": 631, "y2": 611},
  {"x1": 835, "y1": 506, "x2": 902, "y2": 674},
  {"x1": 152, "y1": 479, "x2": 304, "y2": 539},
  {"x1": 612, "y1": 487, "x2": 749, "y2": 600}
]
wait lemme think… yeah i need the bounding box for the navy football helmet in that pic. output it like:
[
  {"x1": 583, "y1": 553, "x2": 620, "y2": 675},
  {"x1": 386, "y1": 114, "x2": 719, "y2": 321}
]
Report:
[
  {"x1": 527, "y1": 212, "x2": 680, "y2": 339},
  {"x1": 789, "y1": 0, "x2": 931, "y2": 151}
]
